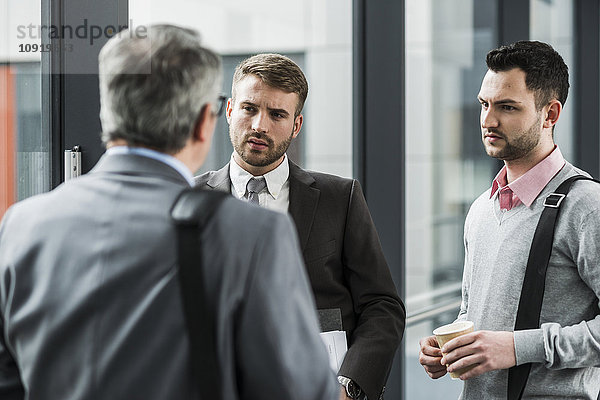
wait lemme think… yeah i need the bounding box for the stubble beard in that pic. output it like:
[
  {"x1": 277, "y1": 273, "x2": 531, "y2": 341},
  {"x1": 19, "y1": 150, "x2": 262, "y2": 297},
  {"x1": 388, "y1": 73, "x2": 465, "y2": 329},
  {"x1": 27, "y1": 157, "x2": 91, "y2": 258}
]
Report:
[
  {"x1": 231, "y1": 129, "x2": 294, "y2": 168},
  {"x1": 484, "y1": 115, "x2": 542, "y2": 161}
]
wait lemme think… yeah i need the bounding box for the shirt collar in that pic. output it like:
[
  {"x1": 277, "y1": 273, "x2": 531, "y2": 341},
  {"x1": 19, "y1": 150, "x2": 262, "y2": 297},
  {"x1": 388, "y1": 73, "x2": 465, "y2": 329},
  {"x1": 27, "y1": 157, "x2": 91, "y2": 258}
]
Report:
[
  {"x1": 229, "y1": 153, "x2": 290, "y2": 199},
  {"x1": 489, "y1": 146, "x2": 566, "y2": 207},
  {"x1": 105, "y1": 146, "x2": 195, "y2": 186}
]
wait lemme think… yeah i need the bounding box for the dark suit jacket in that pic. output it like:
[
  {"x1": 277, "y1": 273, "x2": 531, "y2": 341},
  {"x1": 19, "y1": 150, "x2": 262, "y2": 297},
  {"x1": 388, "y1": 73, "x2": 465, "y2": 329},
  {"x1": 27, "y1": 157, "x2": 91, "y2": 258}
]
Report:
[{"x1": 196, "y1": 161, "x2": 405, "y2": 400}]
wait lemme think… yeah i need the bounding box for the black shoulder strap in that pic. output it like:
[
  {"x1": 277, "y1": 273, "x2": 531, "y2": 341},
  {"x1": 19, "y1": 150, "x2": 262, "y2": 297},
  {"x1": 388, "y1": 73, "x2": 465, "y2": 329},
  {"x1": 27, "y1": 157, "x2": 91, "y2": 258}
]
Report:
[
  {"x1": 170, "y1": 188, "x2": 229, "y2": 400},
  {"x1": 508, "y1": 175, "x2": 600, "y2": 400}
]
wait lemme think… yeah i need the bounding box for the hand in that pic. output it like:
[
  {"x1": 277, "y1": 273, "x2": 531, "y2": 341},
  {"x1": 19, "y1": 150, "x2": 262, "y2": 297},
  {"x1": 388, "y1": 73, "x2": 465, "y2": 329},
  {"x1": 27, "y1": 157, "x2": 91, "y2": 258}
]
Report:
[
  {"x1": 419, "y1": 335, "x2": 447, "y2": 379},
  {"x1": 440, "y1": 330, "x2": 516, "y2": 380},
  {"x1": 339, "y1": 386, "x2": 350, "y2": 400}
]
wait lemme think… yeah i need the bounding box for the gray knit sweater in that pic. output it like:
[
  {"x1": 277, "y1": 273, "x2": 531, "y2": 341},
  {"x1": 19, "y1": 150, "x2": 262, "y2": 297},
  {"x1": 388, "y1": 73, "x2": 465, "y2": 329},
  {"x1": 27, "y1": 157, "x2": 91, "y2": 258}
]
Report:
[{"x1": 458, "y1": 162, "x2": 600, "y2": 399}]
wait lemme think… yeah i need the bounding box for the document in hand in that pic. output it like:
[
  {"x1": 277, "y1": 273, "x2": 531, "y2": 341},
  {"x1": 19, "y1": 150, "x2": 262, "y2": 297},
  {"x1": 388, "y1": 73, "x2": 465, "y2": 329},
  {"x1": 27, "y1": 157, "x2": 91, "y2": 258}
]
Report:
[{"x1": 319, "y1": 330, "x2": 348, "y2": 372}]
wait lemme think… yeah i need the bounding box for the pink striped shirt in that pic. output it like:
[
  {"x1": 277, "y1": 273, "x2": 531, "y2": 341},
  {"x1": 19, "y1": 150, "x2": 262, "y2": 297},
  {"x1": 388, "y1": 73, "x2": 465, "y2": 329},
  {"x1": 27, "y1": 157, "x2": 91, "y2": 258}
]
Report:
[{"x1": 490, "y1": 146, "x2": 566, "y2": 211}]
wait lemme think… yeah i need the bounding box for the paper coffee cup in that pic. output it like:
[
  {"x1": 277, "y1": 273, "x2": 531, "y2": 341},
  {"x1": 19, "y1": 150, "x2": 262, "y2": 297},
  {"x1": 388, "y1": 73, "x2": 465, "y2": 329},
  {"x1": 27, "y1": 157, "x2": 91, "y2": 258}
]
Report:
[{"x1": 433, "y1": 320, "x2": 475, "y2": 379}]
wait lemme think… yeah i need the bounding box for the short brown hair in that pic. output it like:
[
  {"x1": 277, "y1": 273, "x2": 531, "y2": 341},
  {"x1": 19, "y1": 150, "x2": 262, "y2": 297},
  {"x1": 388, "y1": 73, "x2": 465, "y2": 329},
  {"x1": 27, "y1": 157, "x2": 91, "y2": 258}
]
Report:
[
  {"x1": 486, "y1": 41, "x2": 569, "y2": 110},
  {"x1": 232, "y1": 53, "x2": 308, "y2": 117}
]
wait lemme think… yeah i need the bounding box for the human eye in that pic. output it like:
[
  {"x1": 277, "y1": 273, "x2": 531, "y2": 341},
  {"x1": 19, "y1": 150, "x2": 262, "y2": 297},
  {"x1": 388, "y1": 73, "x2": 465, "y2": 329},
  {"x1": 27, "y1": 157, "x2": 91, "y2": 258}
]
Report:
[
  {"x1": 271, "y1": 111, "x2": 285, "y2": 119},
  {"x1": 242, "y1": 105, "x2": 256, "y2": 113},
  {"x1": 479, "y1": 100, "x2": 488, "y2": 109},
  {"x1": 501, "y1": 105, "x2": 516, "y2": 111}
]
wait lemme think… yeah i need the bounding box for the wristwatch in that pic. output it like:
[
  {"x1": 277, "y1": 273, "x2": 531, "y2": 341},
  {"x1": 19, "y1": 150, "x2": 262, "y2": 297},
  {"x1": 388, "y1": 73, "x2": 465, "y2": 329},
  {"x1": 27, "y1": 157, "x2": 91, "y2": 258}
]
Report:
[{"x1": 338, "y1": 376, "x2": 362, "y2": 399}]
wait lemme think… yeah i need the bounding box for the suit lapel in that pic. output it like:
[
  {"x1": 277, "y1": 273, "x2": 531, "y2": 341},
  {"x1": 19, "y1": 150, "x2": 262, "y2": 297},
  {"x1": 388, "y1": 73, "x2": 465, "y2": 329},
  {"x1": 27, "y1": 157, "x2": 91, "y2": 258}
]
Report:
[
  {"x1": 288, "y1": 161, "x2": 320, "y2": 252},
  {"x1": 206, "y1": 164, "x2": 232, "y2": 193},
  {"x1": 202, "y1": 160, "x2": 319, "y2": 251}
]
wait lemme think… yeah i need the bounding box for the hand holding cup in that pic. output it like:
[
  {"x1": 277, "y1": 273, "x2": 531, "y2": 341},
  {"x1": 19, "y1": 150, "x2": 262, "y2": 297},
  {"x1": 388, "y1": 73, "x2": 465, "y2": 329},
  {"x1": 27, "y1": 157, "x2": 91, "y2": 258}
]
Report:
[{"x1": 433, "y1": 321, "x2": 475, "y2": 379}]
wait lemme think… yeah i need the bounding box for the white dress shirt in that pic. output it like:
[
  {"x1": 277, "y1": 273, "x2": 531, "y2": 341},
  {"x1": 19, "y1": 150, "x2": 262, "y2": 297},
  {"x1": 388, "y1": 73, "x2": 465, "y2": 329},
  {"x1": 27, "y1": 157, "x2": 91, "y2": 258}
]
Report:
[{"x1": 229, "y1": 153, "x2": 290, "y2": 214}]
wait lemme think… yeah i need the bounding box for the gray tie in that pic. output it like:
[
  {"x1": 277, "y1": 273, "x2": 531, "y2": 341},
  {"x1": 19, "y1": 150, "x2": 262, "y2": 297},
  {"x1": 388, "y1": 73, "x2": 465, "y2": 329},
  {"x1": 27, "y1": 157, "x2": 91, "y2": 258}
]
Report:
[{"x1": 246, "y1": 177, "x2": 267, "y2": 205}]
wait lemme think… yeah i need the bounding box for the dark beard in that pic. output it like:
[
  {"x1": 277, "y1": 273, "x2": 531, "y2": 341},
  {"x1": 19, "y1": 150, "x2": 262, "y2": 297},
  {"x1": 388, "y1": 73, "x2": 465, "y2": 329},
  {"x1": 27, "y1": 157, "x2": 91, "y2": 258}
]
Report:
[
  {"x1": 233, "y1": 130, "x2": 294, "y2": 167},
  {"x1": 484, "y1": 115, "x2": 542, "y2": 161}
]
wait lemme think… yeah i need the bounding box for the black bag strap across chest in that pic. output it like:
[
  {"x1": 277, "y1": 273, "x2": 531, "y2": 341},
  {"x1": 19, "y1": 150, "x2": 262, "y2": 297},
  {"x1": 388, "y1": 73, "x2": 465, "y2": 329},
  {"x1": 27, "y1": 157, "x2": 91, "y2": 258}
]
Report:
[
  {"x1": 171, "y1": 188, "x2": 229, "y2": 400},
  {"x1": 508, "y1": 175, "x2": 600, "y2": 400}
]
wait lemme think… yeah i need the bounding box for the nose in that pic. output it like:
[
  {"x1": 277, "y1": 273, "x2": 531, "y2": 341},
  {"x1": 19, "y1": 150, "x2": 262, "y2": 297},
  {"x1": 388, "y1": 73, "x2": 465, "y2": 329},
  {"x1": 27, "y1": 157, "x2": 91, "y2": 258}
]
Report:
[
  {"x1": 481, "y1": 108, "x2": 498, "y2": 130},
  {"x1": 251, "y1": 111, "x2": 268, "y2": 134}
]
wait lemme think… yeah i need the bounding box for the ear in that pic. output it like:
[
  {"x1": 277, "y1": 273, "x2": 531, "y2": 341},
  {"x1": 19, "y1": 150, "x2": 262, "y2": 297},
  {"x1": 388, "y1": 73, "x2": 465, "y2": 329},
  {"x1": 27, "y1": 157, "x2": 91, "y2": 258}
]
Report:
[
  {"x1": 543, "y1": 100, "x2": 562, "y2": 129},
  {"x1": 192, "y1": 103, "x2": 216, "y2": 143},
  {"x1": 225, "y1": 98, "x2": 233, "y2": 125},
  {"x1": 291, "y1": 114, "x2": 303, "y2": 139}
]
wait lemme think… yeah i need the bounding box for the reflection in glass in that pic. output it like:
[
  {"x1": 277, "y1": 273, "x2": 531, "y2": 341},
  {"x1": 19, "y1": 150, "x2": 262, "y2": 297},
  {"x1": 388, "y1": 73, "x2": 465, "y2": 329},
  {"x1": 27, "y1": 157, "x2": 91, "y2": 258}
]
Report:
[
  {"x1": 14, "y1": 63, "x2": 46, "y2": 201},
  {"x1": 404, "y1": 0, "x2": 498, "y2": 398},
  {"x1": 1, "y1": 0, "x2": 46, "y2": 218}
]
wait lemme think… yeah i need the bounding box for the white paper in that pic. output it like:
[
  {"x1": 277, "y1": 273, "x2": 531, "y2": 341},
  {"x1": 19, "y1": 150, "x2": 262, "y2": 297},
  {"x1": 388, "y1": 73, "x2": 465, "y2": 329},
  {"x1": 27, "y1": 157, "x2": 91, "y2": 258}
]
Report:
[{"x1": 319, "y1": 330, "x2": 348, "y2": 372}]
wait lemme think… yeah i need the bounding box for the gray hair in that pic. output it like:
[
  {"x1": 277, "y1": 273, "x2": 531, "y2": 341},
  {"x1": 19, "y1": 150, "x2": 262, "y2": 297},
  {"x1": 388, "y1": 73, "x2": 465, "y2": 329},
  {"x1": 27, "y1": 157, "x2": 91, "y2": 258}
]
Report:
[{"x1": 98, "y1": 24, "x2": 222, "y2": 153}]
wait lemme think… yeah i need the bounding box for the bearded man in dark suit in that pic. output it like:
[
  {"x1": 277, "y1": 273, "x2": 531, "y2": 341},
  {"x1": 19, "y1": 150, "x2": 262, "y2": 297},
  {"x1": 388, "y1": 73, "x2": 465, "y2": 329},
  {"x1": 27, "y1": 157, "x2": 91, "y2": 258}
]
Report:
[{"x1": 196, "y1": 53, "x2": 405, "y2": 400}]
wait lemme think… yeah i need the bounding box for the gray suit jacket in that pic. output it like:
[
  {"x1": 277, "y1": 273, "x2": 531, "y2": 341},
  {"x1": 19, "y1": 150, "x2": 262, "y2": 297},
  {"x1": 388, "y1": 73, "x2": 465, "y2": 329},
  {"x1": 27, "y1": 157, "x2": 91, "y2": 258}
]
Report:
[
  {"x1": 0, "y1": 154, "x2": 338, "y2": 400},
  {"x1": 196, "y1": 161, "x2": 405, "y2": 400}
]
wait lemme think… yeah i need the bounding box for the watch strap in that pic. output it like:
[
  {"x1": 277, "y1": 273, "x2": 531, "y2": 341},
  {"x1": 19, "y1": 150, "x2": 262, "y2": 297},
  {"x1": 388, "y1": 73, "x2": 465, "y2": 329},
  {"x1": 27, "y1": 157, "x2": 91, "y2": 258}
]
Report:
[{"x1": 338, "y1": 376, "x2": 362, "y2": 399}]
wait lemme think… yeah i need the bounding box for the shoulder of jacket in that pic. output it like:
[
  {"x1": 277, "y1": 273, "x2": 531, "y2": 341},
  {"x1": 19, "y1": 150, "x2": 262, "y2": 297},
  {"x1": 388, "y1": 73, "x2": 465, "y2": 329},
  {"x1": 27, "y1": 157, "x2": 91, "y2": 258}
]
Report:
[
  {"x1": 300, "y1": 169, "x2": 355, "y2": 191},
  {"x1": 194, "y1": 170, "x2": 215, "y2": 186}
]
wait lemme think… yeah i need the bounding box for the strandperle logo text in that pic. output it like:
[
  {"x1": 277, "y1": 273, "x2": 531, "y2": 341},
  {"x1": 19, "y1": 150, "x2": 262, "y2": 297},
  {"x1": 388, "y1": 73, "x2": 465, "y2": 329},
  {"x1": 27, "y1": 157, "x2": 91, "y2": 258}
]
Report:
[{"x1": 16, "y1": 19, "x2": 147, "y2": 46}]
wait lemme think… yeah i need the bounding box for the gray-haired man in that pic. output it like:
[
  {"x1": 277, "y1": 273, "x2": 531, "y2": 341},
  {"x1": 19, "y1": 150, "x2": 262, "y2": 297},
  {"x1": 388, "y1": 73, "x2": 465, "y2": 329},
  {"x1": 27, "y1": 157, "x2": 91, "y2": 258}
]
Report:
[{"x1": 0, "y1": 25, "x2": 340, "y2": 400}]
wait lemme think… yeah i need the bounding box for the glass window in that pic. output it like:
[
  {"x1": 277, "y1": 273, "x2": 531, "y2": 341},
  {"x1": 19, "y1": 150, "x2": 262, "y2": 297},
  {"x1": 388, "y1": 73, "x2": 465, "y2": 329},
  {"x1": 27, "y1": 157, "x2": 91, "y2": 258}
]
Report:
[
  {"x1": 404, "y1": 0, "x2": 498, "y2": 397},
  {"x1": 128, "y1": 0, "x2": 353, "y2": 178},
  {"x1": 1, "y1": 0, "x2": 47, "y2": 218},
  {"x1": 530, "y1": 0, "x2": 575, "y2": 162}
]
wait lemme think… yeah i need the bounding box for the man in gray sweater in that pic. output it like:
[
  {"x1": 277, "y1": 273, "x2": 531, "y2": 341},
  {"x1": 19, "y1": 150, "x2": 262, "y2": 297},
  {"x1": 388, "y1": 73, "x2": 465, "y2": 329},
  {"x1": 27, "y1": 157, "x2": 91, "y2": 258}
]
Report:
[{"x1": 419, "y1": 41, "x2": 600, "y2": 399}]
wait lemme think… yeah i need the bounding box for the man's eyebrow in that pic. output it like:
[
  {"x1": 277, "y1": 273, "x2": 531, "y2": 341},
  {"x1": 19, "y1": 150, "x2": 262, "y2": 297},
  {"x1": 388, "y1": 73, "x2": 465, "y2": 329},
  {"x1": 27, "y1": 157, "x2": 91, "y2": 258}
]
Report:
[
  {"x1": 477, "y1": 96, "x2": 522, "y2": 105},
  {"x1": 495, "y1": 98, "x2": 522, "y2": 105},
  {"x1": 239, "y1": 101, "x2": 290, "y2": 116},
  {"x1": 267, "y1": 107, "x2": 290, "y2": 116},
  {"x1": 239, "y1": 100, "x2": 257, "y2": 107}
]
